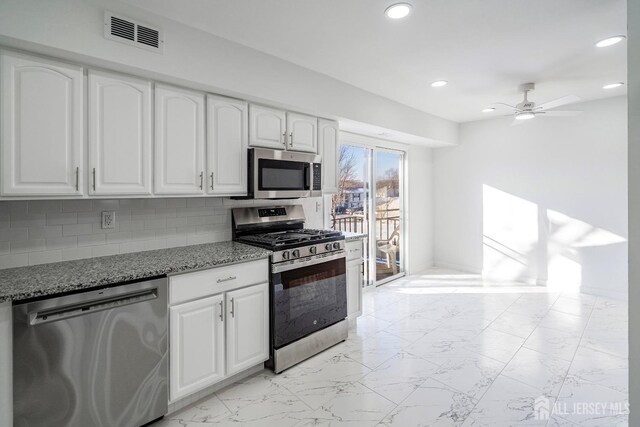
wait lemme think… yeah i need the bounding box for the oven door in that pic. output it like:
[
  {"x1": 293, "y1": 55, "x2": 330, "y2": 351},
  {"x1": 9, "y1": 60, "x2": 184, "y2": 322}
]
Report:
[
  {"x1": 271, "y1": 252, "x2": 347, "y2": 348},
  {"x1": 251, "y1": 148, "x2": 321, "y2": 199}
]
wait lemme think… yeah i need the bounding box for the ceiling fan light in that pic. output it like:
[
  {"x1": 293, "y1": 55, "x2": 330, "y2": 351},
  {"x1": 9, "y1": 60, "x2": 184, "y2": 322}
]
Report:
[
  {"x1": 431, "y1": 80, "x2": 448, "y2": 88},
  {"x1": 603, "y1": 82, "x2": 624, "y2": 89},
  {"x1": 515, "y1": 112, "x2": 535, "y2": 120},
  {"x1": 596, "y1": 35, "x2": 626, "y2": 47},
  {"x1": 385, "y1": 3, "x2": 412, "y2": 19},
  {"x1": 482, "y1": 107, "x2": 495, "y2": 113}
]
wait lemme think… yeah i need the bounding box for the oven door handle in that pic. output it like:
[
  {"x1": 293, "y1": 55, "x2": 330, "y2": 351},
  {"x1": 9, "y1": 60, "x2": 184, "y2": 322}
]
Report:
[{"x1": 272, "y1": 250, "x2": 346, "y2": 273}]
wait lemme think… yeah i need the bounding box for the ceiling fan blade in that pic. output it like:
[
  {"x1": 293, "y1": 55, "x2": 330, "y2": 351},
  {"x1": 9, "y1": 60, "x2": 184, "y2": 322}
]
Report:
[
  {"x1": 540, "y1": 110, "x2": 583, "y2": 117},
  {"x1": 495, "y1": 102, "x2": 519, "y2": 111},
  {"x1": 534, "y1": 95, "x2": 581, "y2": 111}
]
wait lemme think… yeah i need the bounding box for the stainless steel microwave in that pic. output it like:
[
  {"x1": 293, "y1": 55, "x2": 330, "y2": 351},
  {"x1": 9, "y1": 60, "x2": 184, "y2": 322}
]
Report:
[{"x1": 246, "y1": 148, "x2": 322, "y2": 199}]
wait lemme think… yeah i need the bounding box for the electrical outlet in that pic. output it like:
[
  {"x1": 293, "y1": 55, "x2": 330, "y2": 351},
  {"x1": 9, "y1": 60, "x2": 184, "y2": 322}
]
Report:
[
  {"x1": 316, "y1": 201, "x2": 321, "y2": 213},
  {"x1": 101, "y1": 211, "x2": 116, "y2": 229}
]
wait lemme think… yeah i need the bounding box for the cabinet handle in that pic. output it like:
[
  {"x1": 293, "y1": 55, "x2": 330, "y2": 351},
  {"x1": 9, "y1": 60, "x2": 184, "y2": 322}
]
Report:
[
  {"x1": 210, "y1": 172, "x2": 214, "y2": 190},
  {"x1": 282, "y1": 132, "x2": 287, "y2": 147},
  {"x1": 199, "y1": 171, "x2": 204, "y2": 190},
  {"x1": 75, "y1": 167, "x2": 79, "y2": 191},
  {"x1": 219, "y1": 300, "x2": 224, "y2": 321},
  {"x1": 217, "y1": 276, "x2": 236, "y2": 283},
  {"x1": 289, "y1": 132, "x2": 293, "y2": 147},
  {"x1": 92, "y1": 168, "x2": 96, "y2": 192},
  {"x1": 230, "y1": 298, "x2": 235, "y2": 318}
]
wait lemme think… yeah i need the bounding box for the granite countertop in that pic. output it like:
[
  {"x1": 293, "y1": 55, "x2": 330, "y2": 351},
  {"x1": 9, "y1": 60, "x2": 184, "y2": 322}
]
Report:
[
  {"x1": 342, "y1": 232, "x2": 368, "y2": 242},
  {"x1": 0, "y1": 241, "x2": 271, "y2": 303}
]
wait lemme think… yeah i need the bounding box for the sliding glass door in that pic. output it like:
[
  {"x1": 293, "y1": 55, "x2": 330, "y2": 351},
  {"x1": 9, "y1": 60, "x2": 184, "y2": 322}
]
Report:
[
  {"x1": 329, "y1": 142, "x2": 405, "y2": 286},
  {"x1": 374, "y1": 149, "x2": 404, "y2": 283}
]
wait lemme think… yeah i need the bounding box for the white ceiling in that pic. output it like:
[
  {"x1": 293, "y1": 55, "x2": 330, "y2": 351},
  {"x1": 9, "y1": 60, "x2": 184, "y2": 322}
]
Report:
[{"x1": 123, "y1": 0, "x2": 627, "y2": 123}]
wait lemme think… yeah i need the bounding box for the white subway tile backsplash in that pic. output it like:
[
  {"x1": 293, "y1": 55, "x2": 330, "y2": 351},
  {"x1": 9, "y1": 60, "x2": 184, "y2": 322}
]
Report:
[
  {"x1": 91, "y1": 244, "x2": 120, "y2": 257},
  {"x1": 63, "y1": 223, "x2": 94, "y2": 236},
  {"x1": 29, "y1": 250, "x2": 62, "y2": 265},
  {"x1": 0, "y1": 197, "x2": 323, "y2": 269},
  {"x1": 78, "y1": 234, "x2": 106, "y2": 247},
  {"x1": 62, "y1": 200, "x2": 93, "y2": 212},
  {"x1": 29, "y1": 226, "x2": 63, "y2": 239},
  {"x1": 0, "y1": 253, "x2": 28, "y2": 269},
  {"x1": 45, "y1": 236, "x2": 78, "y2": 249},
  {"x1": 0, "y1": 227, "x2": 29, "y2": 242},
  {"x1": 61, "y1": 247, "x2": 92, "y2": 262},
  {"x1": 11, "y1": 239, "x2": 46, "y2": 253},
  {"x1": 106, "y1": 232, "x2": 132, "y2": 244},
  {"x1": 47, "y1": 212, "x2": 77, "y2": 225}
]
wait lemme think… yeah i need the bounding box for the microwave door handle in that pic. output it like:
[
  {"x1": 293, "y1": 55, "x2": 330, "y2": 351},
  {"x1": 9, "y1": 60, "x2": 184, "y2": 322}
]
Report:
[{"x1": 304, "y1": 164, "x2": 310, "y2": 190}]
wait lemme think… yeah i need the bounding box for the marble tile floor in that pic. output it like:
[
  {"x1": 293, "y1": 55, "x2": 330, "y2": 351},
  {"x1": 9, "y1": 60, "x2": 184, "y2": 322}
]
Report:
[{"x1": 155, "y1": 268, "x2": 628, "y2": 426}]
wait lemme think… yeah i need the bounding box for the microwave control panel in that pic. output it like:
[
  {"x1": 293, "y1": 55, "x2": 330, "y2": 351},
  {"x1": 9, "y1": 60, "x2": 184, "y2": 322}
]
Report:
[{"x1": 312, "y1": 163, "x2": 322, "y2": 191}]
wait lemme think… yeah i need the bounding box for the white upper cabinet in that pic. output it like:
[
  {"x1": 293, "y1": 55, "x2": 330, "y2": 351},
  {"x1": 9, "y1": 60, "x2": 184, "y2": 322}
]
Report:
[
  {"x1": 225, "y1": 282, "x2": 269, "y2": 376},
  {"x1": 287, "y1": 112, "x2": 317, "y2": 153},
  {"x1": 1, "y1": 51, "x2": 84, "y2": 196},
  {"x1": 249, "y1": 105, "x2": 286, "y2": 150},
  {"x1": 155, "y1": 85, "x2": 205, "y2": 195},
  {"x1": 207, "y1": 95, "x2": 248, "y2": 196},
  {"x1": 88, "y1": 70, "x2": 152, "y2": 196},
  {"x1": 318, "y1": 119, "x2": 339, "y2": 193}
]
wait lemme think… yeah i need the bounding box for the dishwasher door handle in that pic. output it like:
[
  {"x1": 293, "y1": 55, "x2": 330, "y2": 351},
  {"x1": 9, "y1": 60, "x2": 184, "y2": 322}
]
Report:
[{"x1": 29, "y1": 288, "x2": 159, "y2": 326}]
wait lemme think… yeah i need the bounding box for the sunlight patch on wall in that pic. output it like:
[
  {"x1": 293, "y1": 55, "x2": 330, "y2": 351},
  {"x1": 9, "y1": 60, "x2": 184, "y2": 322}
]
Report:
[{"x1": 482, "y1": 185, "x2": 538, "y2": 281}]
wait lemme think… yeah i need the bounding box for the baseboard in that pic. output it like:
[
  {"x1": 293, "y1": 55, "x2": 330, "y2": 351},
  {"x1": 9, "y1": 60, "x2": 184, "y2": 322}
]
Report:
[
  {"x1": 408, "y1": 260, "x2": 433, "y2": 275},
  {"x1": 433, "y1": 260, "x2": 482, "y2": 274},
  {"x1": 575, "y1": 285, "x2": 628, "y2": 301}
]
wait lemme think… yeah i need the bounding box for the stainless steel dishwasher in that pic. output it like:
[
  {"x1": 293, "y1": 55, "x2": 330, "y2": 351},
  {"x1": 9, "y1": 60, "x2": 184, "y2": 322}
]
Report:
[{"x1": 13, "y1": 277, "x2": 168, "y2": 427}]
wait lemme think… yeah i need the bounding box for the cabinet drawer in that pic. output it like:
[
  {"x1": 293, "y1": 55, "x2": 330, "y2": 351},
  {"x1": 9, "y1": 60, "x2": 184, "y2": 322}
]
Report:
[
  {"x1": 345, "y1": 240, "x2": 363, "y2": 261},
  {"x1": 170, "y1": 259, "x2": 268, "y2": 305}
]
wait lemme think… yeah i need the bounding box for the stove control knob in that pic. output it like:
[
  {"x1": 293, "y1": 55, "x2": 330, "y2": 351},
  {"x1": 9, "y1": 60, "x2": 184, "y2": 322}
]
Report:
[
  {"x1": 309, "y1": 246, "x2": 317, "y2": 254},
  {"x1": 325, "y1": 243, "x2": 333, "y2": 251},
  {"x1": 333, "y1": 242, "x2": 341, "y2": 250},
  {"x1": 292, "y1": 249, "x2": 300, "y2": 258},
  {"x1": 282, "y1": 251, "x2": 290, "y2": 260}
]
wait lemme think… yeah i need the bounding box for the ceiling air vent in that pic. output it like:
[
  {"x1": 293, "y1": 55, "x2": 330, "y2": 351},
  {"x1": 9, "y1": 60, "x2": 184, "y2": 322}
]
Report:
[{"x1": 104, "y1": 12, "x2": 163, "y2": 53}]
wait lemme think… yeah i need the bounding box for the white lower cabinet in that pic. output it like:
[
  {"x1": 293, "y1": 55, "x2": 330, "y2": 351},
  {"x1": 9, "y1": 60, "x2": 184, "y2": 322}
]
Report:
[
  {"x1": 170, "y1": 294, "x2": 225, "y2": 401},
  {"x1": 226, "y1": 283, "x2": 269, "y2": 375},
  {"x1": 168, "y1": 260, "x2": 270, "y2": 403},
  {"x1": 345, "y1": 239, "x2": 364, "y2": 319}
]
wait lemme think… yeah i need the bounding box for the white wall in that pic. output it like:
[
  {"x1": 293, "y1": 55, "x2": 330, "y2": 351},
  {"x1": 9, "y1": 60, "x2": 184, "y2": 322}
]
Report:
[
  {"x1": 406, "y1": 145, "x2": 433, "y2": 273},
  {"x1": 433, "y1": 96, "x2": 628, "y2": 299},
  {"x1": 0, "y1": 0, "x2": 457, "y2": 146},
  {"x1": 627, "y1": 0, "x2": 639, "y2": 421}
]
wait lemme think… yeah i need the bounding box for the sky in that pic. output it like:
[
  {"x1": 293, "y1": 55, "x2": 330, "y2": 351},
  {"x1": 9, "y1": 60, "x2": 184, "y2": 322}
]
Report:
[{"x1": 342, "y1": 145, "x2": 401, "y2": 183}]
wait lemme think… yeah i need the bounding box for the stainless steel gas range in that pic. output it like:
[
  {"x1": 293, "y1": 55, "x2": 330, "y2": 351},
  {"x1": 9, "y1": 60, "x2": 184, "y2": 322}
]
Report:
[{"x1": 232, "y1": 205, "x2": 348, "y2": 373}]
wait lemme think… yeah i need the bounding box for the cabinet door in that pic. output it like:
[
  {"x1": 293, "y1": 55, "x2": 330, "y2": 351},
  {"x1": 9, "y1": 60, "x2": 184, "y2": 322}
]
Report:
[
  {"x1": 170, "y1": 294, "x2": 225, "y2": 402},
  {"x1": 89, "y1": 70, "x2": 152, "y2": 195},
  {"x1": 318, "y1": 119, "x2": 339, "y2": 193},
  {"x1": 287, "y1": 112, "x2": 317, "y2": 153},
  {"x1": 249, "y1": 105, "x2": 286, "y2": 150},
  {"x1": 226, "y1": 283, "x2": 269, "y2": 375},
  {"x1": 1, "y1": 52, "x2": 84, "y2": 196},
  {"x1": 346, "y1": 260, "x2": 363, "y2": 318},
  {"x1": 207, "y1": 95, "x2": 248, "y2": 196},
  {"x1": 155, "y1": 85, "x2": 205, "y2": 195}
]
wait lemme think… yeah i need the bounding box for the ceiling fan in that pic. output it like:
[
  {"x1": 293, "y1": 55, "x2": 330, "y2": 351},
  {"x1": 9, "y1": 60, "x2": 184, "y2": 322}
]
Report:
[{"x1": 496, "y1": 83, "x2": 582, "y2": 123}]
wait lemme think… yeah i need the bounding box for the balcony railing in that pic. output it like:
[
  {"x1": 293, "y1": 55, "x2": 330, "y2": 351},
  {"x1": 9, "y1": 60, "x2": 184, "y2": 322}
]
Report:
[{"x1": 332, "y1": 208, "x2": 400, "y2": 241}]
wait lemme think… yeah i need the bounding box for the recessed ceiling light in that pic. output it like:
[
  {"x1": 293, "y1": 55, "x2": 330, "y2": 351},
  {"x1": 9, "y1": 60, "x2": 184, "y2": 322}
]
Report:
[
  {"x1": 603, "y1": 82, "x2": 624, "y2": 89},
  {"x1": 482, "y1": 107, "x2": 496, "y2": 113},
  {"x1": 596, "y1": 35, "x2": 626, "y2": 47},
  {"x1": 385, "y1": 3, "x2": 412, "y2": 19},
  {"x1": 431, "y1": 80, "x2": 448, "y2": 88},
  {"x1": 515, "y1": 112, "x2": 536, "y2": 120}
]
